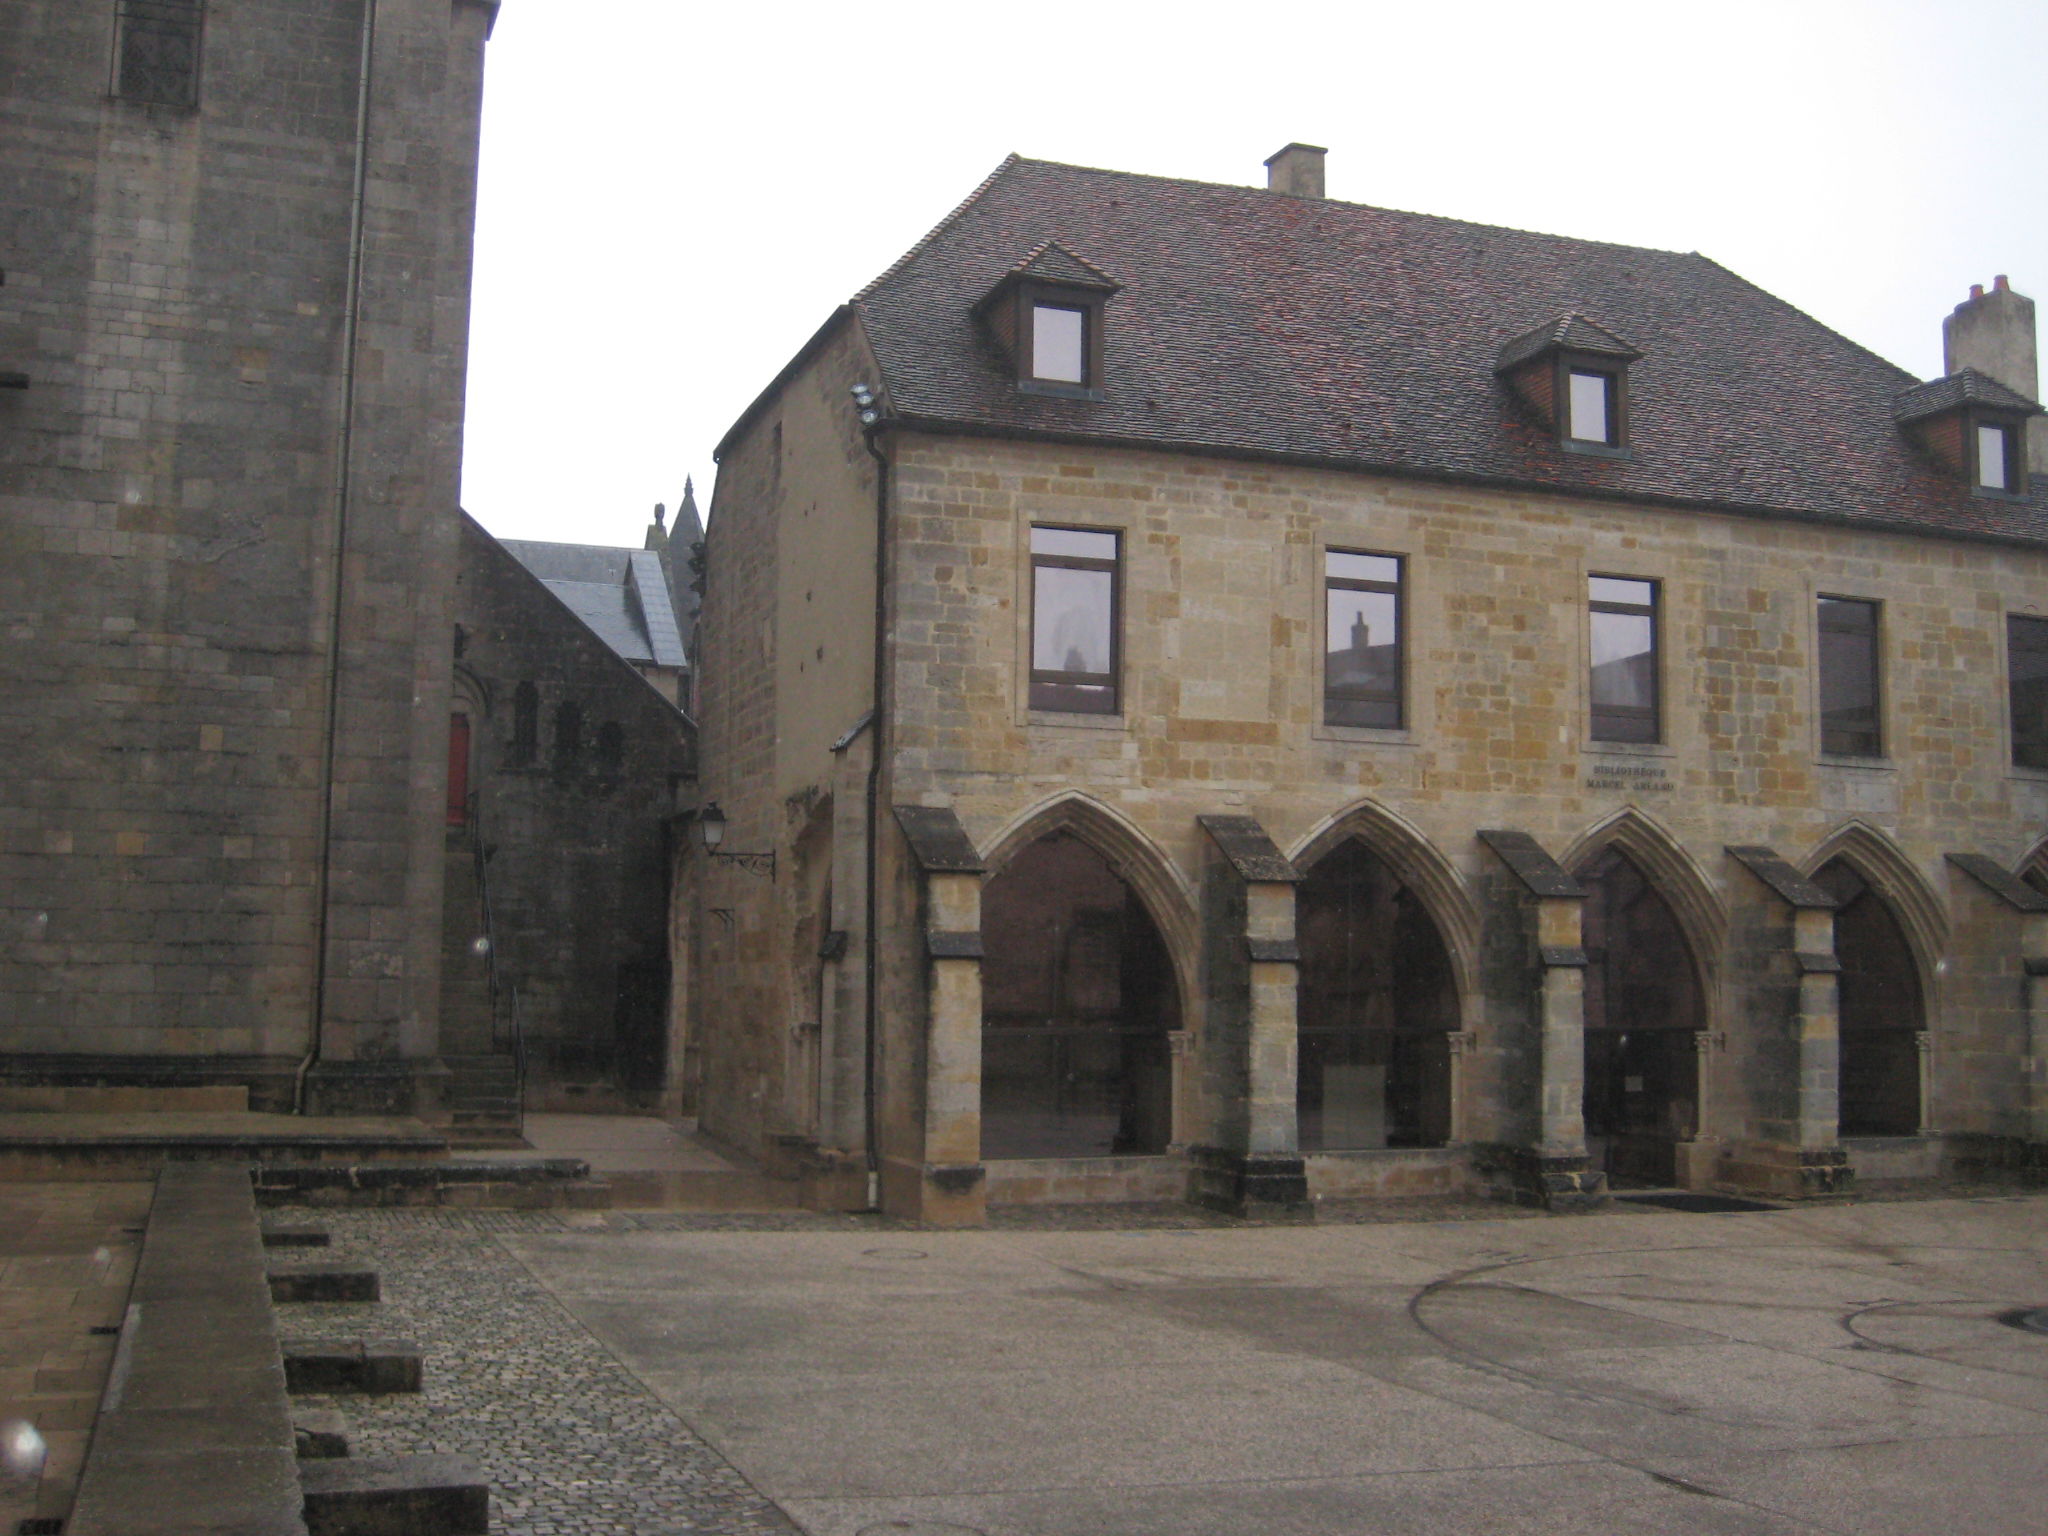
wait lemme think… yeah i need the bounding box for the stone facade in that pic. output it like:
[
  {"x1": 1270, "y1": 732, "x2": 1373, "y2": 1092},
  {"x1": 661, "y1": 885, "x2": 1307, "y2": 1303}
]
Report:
[
  {"x1": 450, "y1": 516, "x2": 695, "y2": 1109},
  {"x1": 691, "y1": 152, "x2": 2048, "y2": 1222},
  {"x1": 0, "y1": 0, "x2": 495, "y2": 1112}
]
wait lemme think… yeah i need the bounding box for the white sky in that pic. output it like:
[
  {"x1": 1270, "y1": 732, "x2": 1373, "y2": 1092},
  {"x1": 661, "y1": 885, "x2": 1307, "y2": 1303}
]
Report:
[{"x1": 459, "y1": 0, "x2": 2048, "y2": 549}]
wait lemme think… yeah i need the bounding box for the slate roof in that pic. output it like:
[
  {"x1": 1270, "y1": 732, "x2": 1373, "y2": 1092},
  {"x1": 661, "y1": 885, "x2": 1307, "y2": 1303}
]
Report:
[
  {"x1": 500, "y1": 539, "x2": 689, "y2": 672},
  {"x1": 1496, "y1": 312, "x2": 1642, "y2": 372},
  {"x1": 837, "y1": 155, "x2": 2048, "y2": 545}
]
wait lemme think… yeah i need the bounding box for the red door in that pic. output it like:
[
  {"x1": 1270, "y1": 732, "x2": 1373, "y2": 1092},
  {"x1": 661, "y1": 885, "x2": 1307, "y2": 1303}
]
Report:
[{"x1": 445, "y1": 713, "x2": 470, "y2": 826}]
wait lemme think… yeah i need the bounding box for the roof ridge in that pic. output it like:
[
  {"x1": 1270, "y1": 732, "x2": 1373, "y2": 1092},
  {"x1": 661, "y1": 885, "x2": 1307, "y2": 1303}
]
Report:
[
  {"x1": 1682, "y1": 252, "x2": 1922, "y2": 390},
  {"x1": 1001, "y1": 154, "x2": 1701, "y2": 261},
  {"x1": 852, "y1": 153, "x2": 1023, "y2": 303}
]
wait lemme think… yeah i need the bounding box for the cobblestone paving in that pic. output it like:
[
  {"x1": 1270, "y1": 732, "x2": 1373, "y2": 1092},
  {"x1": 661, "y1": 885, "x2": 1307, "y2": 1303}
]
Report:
[{"x1": 275, "y1": 1210, "x2": 801, "y2": 1536}]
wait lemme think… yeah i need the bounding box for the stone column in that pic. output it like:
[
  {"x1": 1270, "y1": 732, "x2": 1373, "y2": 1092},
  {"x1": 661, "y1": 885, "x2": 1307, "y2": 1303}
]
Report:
[
  {"x1": 1477, "y1": 830, "x2": 1602, "y2": 1210},
  {"x1": 1725, "y1": 846, "x2": 1850, "y2": 1197},
  {"x1": 891, "y1": 805, "x2": 988, "y2": 1227},
  {"x1": 1189, "y1": 815, "x2": 1310, "y2": 1219},
  {"x1": 2026, "y1": 915, "x2": 2048, "y2": 1146}
]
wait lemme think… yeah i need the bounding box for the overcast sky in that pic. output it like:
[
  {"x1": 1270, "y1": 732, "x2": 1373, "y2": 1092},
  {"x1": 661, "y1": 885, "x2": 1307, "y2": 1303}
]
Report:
[{"x1": 458, "y1": 0, "x2": 2048, "y2": 549}]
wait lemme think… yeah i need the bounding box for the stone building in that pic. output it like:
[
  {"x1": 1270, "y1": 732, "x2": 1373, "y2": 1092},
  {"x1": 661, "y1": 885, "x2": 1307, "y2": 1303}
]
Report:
[
  {"x1": 690, "y1": 146, "x2": 2048, "y2": 1224},
  {"x1": 448, "y1": 514, "x2": 694, "y2": 1113},
  {"x1": 0, "y1": 0, "x2": 502, "y2": 1114}
]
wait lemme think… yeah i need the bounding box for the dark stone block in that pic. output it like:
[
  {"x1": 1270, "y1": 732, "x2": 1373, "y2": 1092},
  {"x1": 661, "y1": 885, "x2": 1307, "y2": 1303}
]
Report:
[
  {"x1": 294, "y1": 1408, "x2": 350, "y2": 1460},
  {"x1": 268, "y1": 1264, "x2": 380, "y2": 1303},
  {"x1": 282, "y1": 1338, "x2": 422, "y2": 1395},
  {"x1": 1471, "y1": 1143, "x2": 1610, "y2": 1211},
  {"x1": 300, "y1": 1453, "x2": 488, "y2": 1536},
  {"x1": 262, "y1": 1225, "x2": 333, "y2": 1248}
]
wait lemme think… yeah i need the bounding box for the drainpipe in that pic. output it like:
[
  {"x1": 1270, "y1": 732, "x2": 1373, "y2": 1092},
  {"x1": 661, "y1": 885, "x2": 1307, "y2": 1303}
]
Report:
[
  {"x1": 859, "y1": 404, "x2": 890, "y2": 1212},
  {"x1": 296, "y1": 0, "x2": 378, "y2": 1114}
]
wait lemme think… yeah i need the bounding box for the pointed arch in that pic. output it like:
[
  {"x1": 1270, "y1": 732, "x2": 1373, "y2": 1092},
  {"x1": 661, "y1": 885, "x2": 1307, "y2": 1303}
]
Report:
[
  {"x1": 1562, "y1": 807, "x2": 1727, "y2": 995},
  {"x1": 1288, "y1": 800, "x2": 1480, "y2": 1000},
  {"x1": 980, "y1": 792, "x2": 1199, "y2": 1016},
  {"x1": 1799, "y1": 820, "x2": 1949, "y2": 990}
]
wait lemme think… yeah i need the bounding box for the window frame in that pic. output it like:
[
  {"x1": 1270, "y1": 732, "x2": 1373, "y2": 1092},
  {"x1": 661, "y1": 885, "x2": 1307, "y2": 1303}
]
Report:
[
  {"x1": 1015, "y1": 281, "x2": 1106, "y2": 399},
  {"x1": 112, "y1": 0, "x2": 204, "y2": 110},
  {"x1": 1556, "y1": 351, "x2": 1629, "y2": 455},
  {"x1": 1028, "y1": 524, "x2": 1121, "y2": 715},
  {"x1": 2009, "y1": 613, "x2": 2048, "y2": 772},
  {"x1": 1322, "y1": 549, "x2": 1405, "y2": 730},
  {"x1": 1587, "y1": 574, "x2": 1661, "y2": 744},
  {"x1": 1816, "y1": 595, "x2": 1884, "y2": 759},
  {"x1": 1971, "y1": 412, "x2": 2024, "y2": 497}
]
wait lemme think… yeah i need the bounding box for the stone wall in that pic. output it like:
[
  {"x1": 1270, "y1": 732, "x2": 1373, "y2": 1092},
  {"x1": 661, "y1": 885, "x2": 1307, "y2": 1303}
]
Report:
[{"x1": 0, "y1": 0, "x2": 492, "y2": 1109}]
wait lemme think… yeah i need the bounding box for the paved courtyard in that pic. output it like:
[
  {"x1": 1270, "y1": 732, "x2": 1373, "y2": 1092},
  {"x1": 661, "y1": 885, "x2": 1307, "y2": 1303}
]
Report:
[{"x1": 277, "y1": 1190, "x2": 2048, "y2": 1536}]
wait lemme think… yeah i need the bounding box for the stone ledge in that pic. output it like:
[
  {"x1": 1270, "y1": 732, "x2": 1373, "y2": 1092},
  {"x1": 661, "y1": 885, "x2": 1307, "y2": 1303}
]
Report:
[
  {"x1": 300, "y1": 1454, "x2": 488, "y2": 1536},
  {"x1": 269, "y1": 1265, "x2": 380, "y2": 1303},
  {"x1": 282, "y1": 1338, "x2": 423, "y2": 1395}
]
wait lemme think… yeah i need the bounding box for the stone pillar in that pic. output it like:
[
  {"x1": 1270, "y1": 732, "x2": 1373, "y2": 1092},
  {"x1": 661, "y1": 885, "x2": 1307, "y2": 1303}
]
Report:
[
  {"x1": 2026, "y1": 916, "x2": 2048, "y2": 1145},
  {"x1": 1476, "y1": 830, "x2": 1603, "y2": 1210},
  {"x1": 1189, "y1": 815, "x2": 1310, "y2": 1219},
  {"x1": 890, "y1": 806, "x2": 988, "y2": 1227},
  {"x1": 1724, "y1": 846, "x2": 1850, "y2": 1197}
]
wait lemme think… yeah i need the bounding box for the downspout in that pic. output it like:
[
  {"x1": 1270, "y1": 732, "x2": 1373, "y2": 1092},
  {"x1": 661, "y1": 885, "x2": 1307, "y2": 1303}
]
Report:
[
  {"x1": 296, "y1": 0, "x2": 378, "y2": 1114},
  {"x1": 860, "y1": 418, "x2": 890, "y2": 1211}
]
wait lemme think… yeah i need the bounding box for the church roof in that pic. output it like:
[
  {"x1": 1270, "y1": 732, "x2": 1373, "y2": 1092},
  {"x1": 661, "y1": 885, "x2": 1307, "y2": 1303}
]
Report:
[{"x1": 501, "y1": 539, "x2": 688, "y2": 671}]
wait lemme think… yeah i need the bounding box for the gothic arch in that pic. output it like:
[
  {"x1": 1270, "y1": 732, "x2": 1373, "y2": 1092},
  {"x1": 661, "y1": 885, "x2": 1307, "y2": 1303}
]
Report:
[
  {"x1": 1800, "y1": 820, "x2": 1949, "y2": 999},
  {"x1": 1561, "y1": 807, "x2": 1726, "y2": 1005},
  {"x1": 1289, "y1": 800, "x2": 1480, "y2": 1001},
  {"x1": 980, "y1": 792, "x2": 1200, "y2": 1020},
  {"x1": 451, "y1": 664, "x2": 491, "y2": 720}
]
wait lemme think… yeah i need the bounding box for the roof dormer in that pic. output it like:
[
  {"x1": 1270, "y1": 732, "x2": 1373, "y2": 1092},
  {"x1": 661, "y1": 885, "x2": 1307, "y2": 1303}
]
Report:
[
  {"x1": 1894, "y1": 368, "x2": 2041, "y2": 497},
  {"x1": 1497, "y1": 313, "x2": 1642, "y2": 456},
  {"x1": 974, "y1": 241, "x2": 1120, "y2": 400}
]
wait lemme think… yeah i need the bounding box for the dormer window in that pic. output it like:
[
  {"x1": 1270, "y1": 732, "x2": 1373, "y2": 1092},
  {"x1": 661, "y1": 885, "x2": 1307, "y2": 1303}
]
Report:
[
  {"x1": 976, "y1": 241, "x2": 1120, "y2": 400},
  {"x1": 1497, "y1": 314, "x2": 1641, "y2": 456},
  {"x1": 1895, "y1": 368, "x2": 2039, "y2": 499}
]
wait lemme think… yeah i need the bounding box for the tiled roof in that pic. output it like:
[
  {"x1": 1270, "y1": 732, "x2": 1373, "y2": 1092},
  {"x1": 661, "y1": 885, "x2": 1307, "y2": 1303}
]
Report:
[
  {"x1": 1496, "y1": 312, "x2": 1642, "y2": 372},
  {"x1": 997, "y1": 239, "x2": 1120, "y2": 293},
  {"x1": 1894, "y1": 367, "x2": 2044, "y2": 425},
  {"x1": 850, "y1": 156, "x2": 2048, "y2": 544}
]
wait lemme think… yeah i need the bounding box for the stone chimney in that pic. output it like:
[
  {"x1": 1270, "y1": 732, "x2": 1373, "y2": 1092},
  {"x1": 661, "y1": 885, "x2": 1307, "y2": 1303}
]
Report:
[
  {"x1": 1944, "y1": 274, "x2": 2045, "y2": 477},
  {"x1": 1264, "y1": 143, "x2": 1327, "y2": 199}
]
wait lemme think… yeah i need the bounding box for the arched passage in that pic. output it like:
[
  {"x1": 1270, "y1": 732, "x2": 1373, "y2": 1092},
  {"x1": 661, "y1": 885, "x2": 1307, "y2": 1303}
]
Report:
[
  {"x1": 979, "y1": 830, "x2": 1181, "y2": 1158},
  {"x1": 1814, "y1": 859, "x2": 1924, "y2": 1135},
  {"x1": 1294, "y1": 839, "x2": 1457, "y2": 1149},
  {"x1": 1575, "y1": 845, "x2": 1705, "y2": 1184}
]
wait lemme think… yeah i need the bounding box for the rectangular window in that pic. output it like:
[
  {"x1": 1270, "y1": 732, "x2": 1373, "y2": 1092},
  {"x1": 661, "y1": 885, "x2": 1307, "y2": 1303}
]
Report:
[
  {"x1": 1031, "y1": 304, "x2": 1087, "y2": 384},
  {"x1": 2010, "y1": 615, "x2": 2048, "y2": 770},
  {"x1": 1589, "y1": 576, "x2": 1659, "y2": 742},
  {"x1": 1978, "y1": 422, "x2": 2014, "y2": 492},
  {"x1": 1030, "y1": 526, "x2": 1118, "y2": 713},
  {"x1": 1324, "y1": 551, "x2": 1403, "y2": 728},
  {"x1": 1568, "y1": 369, "x2": 1616, "y2": 446},
  {"x1": 114, "y1": 0, "x2": 203, "y2": 108},
  {"x1": 1818, "y1": 597, "x2": 1882, "y2": 756}
]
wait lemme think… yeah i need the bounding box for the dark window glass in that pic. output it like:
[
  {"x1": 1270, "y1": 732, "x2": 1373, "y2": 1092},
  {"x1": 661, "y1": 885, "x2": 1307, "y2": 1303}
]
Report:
[
  {"x1": 1568, "y1": 369, "x2": 1616, "y2": 445},
  {"x1": 1030, "y1": 526, "x2": 1118, "y2": 713},
  {"x1": 1818, "y1": 597, "x2": 1881, "y2": 756},
  {"x1": 116, "y1": 0, "x2": 203, "y2": 108},
  {"x1": 1589, "y1": 576, "x2": 1658, "y2": 742},
  {"x1": 1978, "y1": 423, "x2": 2014, "y2": 491},
  {"x1": 2010, "y1": 615, "x2": 2048, "y2": 770},
  {"x1": 510, "y1": 681, "x2": 538, "y2": 765},
  {"x1": 1324, "y1": 551, "x2": 1403, "y2": 729},
  {"x1": 595, "y1": 721, "x2": 625, "y2": 772},
  {"x1": 979, "y1": 832, "x2": 1177, "y2": 1158},
  {"x1": 1031, "y1": 304, "x2": 1087, "y2": 384}
]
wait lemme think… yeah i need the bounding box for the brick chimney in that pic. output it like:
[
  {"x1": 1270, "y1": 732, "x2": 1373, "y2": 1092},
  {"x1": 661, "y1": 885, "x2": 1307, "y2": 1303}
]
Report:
[
  {"x1": 1264, "y1": 143, "x2": 1327, "y2": 199},
  {"x1": 1945, "y1": 274, "x2": 2045, "y2": 477}
]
